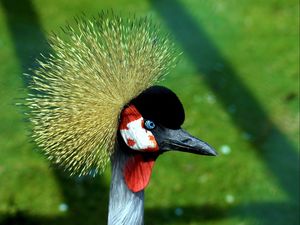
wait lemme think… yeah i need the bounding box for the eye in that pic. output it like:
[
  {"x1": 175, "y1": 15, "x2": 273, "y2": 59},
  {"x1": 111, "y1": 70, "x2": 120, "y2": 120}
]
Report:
[{"x1": 144, "y1": 120, "x2": 156, "y2": 130}]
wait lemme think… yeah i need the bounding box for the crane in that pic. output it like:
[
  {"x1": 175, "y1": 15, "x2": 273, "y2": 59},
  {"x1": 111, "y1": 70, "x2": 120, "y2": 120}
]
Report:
[{"x1": 25, "y1": 12, "x2": 217, "y2": 225}]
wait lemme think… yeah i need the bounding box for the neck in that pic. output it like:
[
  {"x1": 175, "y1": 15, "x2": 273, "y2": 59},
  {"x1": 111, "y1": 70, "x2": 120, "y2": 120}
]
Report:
[{"x1": 108, "y1": 143, "x2": 144, "y2": 225}]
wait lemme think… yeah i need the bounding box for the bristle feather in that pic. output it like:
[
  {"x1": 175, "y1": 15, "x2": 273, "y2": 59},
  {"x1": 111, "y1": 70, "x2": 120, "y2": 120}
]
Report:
[{"x1": 25, "y1": 12, "x2": 178, "y2": 176}]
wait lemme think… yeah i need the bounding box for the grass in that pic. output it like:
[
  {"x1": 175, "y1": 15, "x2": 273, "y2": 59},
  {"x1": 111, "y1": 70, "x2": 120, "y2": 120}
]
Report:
[{"x1": 0, "y1": 0, "x2": 299, "y2": 224}]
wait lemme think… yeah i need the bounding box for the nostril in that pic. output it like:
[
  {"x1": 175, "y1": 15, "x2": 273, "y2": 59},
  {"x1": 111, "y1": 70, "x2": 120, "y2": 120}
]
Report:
[{"x1": 181, "y1": 138, "x2": 191, "y2": 144}]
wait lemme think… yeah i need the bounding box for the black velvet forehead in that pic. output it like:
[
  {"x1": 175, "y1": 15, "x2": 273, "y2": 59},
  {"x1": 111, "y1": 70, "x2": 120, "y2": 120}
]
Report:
[{"x1": 131, "y1": 86, "x2": 185, "y2": 129}]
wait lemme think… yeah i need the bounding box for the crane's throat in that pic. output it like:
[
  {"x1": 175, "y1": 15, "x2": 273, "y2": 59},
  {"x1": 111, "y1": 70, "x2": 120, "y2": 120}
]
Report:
[{"x1": 124, "y1": 154, "x2": 157, "y2": 192}]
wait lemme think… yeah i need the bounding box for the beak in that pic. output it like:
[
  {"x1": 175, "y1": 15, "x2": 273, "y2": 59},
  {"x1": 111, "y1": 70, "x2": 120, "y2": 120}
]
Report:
[{"x1": 155, "y1": 127, "x2": 217, "y2": 156}]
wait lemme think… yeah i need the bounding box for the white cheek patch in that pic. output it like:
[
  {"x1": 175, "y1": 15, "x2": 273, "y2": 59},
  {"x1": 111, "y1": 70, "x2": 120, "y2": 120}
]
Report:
[
  {"x1": 119, "y1": 105, "x2": 158, "y2": 152},
  {"x1": 120, "y1": 118, "x2": 157, "y2": 150}
]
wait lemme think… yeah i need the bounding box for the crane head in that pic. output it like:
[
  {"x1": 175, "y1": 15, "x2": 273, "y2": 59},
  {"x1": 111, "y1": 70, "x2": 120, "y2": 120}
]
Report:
[{"x1": 118, "y1": 86, "x2": 217, "y2": 192}]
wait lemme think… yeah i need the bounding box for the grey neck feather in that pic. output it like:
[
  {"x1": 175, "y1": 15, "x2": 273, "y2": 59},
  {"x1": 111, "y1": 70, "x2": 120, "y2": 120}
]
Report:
[{"x1": 108, "y1": 143, "x2": 144, "y2": 225}]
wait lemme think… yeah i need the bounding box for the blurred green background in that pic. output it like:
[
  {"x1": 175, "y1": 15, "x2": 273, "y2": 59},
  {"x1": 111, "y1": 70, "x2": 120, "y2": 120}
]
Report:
[{"x1": 0, "y1": 0, "x2": 299, "y2": 224}]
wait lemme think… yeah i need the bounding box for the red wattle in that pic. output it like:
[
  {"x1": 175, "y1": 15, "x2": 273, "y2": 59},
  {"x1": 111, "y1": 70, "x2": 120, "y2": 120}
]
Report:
[{"x1": 124, "y1": 155, "x2": 156, "y2": 192}]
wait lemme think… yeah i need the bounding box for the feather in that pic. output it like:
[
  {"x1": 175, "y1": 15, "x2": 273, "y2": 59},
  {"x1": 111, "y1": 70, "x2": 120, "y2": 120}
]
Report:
[{"x1": 25, "y1": 11, "x2": 179, "y2": 176}]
